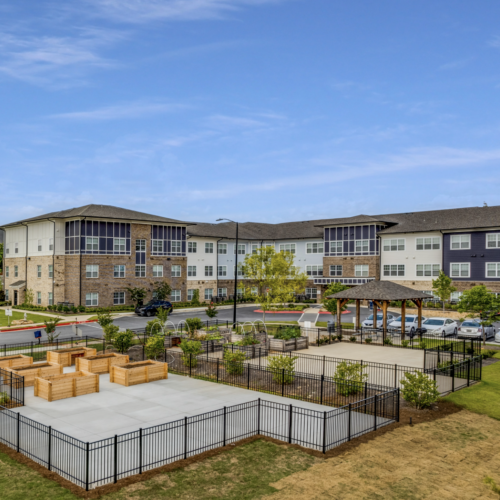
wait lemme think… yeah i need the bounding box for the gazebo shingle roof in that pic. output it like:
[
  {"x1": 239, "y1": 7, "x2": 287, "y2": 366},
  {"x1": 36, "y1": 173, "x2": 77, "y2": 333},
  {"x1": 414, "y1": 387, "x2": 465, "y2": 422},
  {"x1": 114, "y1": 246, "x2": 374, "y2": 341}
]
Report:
[{"x1": 327, "y1": 281, "x2": 434, "y2": 301}]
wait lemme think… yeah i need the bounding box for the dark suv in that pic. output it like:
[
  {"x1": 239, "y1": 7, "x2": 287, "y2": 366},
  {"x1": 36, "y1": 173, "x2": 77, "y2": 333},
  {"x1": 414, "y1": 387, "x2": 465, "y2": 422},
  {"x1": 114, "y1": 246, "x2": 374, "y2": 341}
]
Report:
[{"x1": 135, "y1": 300, "x2": 173, "y2": 317}]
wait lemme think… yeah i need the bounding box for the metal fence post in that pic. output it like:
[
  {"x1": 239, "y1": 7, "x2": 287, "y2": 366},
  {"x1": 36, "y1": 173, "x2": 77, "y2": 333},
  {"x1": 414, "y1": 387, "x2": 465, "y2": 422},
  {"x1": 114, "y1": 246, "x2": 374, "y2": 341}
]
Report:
[
  {"x1": 348, "y1": 403, "x2": 352, "y2": 441},
  {"x1": 114, "y1": 435, "x2": 118, "y2": 483},
  {"x1": 373, "y1": 394, "x2": 378, "y2": 431},
  {"x1": 433, "y1": 369, "x2": 436, "y2": 381},
  {"x1": 282, "y1": 369, "x2": 285, "y2": 397},
  {"x1": 322, "y1": 411, "x2": 327, "y2": 454},
  {"x1": 139, "y1": 428, "x2": 143, "y2": 474},
  {"x1": 257, "y1": 399, "x2": 261, "y2": 435},
  {"x1": 288, "y1": 404, "x2": 293, "y2": 444},
  {"x1": 184, "y1": 416, "x2": 188, "y2": 459},
  {"x1": 10, "y1": 371, "x2": 13, "y2": 401},
  {"x1": 467, "y1": 358, "x2": 471, "y2": 387},
  {"x1": 396, "y1": 388, "x2": 400, "y2": 422},
  {"x1": 323, "y1": 356, "x2": 326, "y2": 377},
  {"x1": 48, "y1": 426, "x2": 52, "y2": 471},
  {"x1": 189, "y1": 354, "x2": 192, "y2": 377},
  {"x1": 85, "y1": 442, "x2": 90, "y2": 491},
  {"x1": 247, "y1": 365, "x2": 250, "y2": 389},
  {"x1": 394, "y1": 364, "x2": 397, "y2": 388},
  {"x1": 452, "y1": 363, "x2": 455, "y2": 393},
  {"x1": 217, "y1": 358, "x2": 219, "y2": 382},
  {"x1": 320, "y1": 375, "x2": 324, "y2": 405},
  {"x1": 223, "y1": 407, "x2": 227, "y2": 447},
  {"x1": 16, "y1": 412, "x2": 20, "y2": 452}
]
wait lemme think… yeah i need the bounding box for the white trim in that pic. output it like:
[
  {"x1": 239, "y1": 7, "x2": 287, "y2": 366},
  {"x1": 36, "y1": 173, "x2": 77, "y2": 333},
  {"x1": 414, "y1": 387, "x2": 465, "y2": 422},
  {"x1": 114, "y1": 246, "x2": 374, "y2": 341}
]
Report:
[
  {"x1": 450, "y1": 262, "x2": 470, "y2": 278},
  {"x1": 416, "y1": 263, "x2": 440, "y2": 277},
  {"x1": 486, "y1": 234, "x2": 500, "y2": 249},
  {"x1": 382, "y1": 238, "x2": 405, "y2": 252},
  {"x1": 450, "y1": 234, "x2": 470, "y2": 250},
  {"x1": 486, "y1": 262, "x2": 500, "y2": 278},
  {"x1": 416, "y1": 236, "x2": 440, "y2": 251}
]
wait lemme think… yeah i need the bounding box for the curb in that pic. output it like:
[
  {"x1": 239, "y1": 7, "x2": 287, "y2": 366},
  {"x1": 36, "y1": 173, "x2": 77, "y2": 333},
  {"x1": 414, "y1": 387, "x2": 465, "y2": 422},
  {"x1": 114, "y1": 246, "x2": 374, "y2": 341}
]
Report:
[{"x1": 0, "y1": 319, "x2": 98, "y2": 333}]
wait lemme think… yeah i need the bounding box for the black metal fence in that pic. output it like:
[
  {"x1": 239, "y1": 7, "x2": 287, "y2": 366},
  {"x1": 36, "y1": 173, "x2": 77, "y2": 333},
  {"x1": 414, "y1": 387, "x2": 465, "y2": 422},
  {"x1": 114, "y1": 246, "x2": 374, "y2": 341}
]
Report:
[
  {"x1": 0, "y1": 368, "x2": 24, "y2": 408},
  {"x1": 431, "y1": 355, "x2": 482, "y2": 394},
  {"x1": 424, "y1": 341, "x2": 480, "y2": 371},
  {"x1": 0, "y1": 392, "x2": 399, "y2": 490}
]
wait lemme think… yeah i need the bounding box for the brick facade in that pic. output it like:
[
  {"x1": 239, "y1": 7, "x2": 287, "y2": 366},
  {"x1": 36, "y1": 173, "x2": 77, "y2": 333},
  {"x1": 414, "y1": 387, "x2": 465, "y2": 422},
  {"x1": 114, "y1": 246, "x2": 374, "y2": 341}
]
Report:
[
  {"x1": 4, "y1": 256, "x2": 27, "y2": 305},
  {"x1": 323, "y1": 256, "x2": 379, "y2": 279}
]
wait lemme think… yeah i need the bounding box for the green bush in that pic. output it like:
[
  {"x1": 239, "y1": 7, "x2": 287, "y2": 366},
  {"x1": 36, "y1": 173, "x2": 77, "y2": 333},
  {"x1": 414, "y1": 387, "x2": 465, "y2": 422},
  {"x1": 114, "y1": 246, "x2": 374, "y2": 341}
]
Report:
[
  {"x1": 401, "y1": 340, "x2": 410, "y2": 348},
  {"x1": 114, "y1": 330, "x2": 135, "y2": 353},
  {"x1": 145, "y1": 335, "x2": 165, "y2": 360},
  {"x1": 223, "y1": 350, "x2": 247, "y2": 375},
  {"x1": 418, "y1": 340, "x2": 427, "y2": 350},
  {"x1": 350, "y1": 336, "x2": 357, "y2": 342},
  {"x1": 383, "y1": 337, "x2": 393, "y2": 346},
  {"x1": 336, "y1": 333, "x2": 343, "y2": 342},
  {"x1": 103, "y1": 324, "x2": 120, "y2": 347},
  {"x1": 481, "y1": 349, "x2": 498, "y2": 359},
  {"x1": 273, "y1": 327, "x2": 301, "y2": 341},
  {"x1": 268, "y1": 355, "x2": 298, "y2": 384},
  {"x1": 365, "y1": 338, "x2": 373, "y2": 344},
  {"x1": 97, "y1": 311, "x2": 114, "y2": 330},
  {"x1": 180, "y1": 339, "x2": 203, "y2": 367},
  {"x1": 332, "y1": 361, "x2": 368, "y2": 396},
  {"x1": 0, "y1": 391, "x2": 10, "y2": 406},
  {"x1": 78, "y1": 305, "x2": 85, "y2": 313},
  {"x1": 400, "y1": 371, "x2": 440, "y2": 409},
  {"x1": 145, "y1": 319, "x2": 164, "y2": 336},
  {"x1": 239, "y1": 335, "x2": 259, "y2": 346},
  {"x1": 185, "y1": 317, "x2": 204, "y2": 333}
]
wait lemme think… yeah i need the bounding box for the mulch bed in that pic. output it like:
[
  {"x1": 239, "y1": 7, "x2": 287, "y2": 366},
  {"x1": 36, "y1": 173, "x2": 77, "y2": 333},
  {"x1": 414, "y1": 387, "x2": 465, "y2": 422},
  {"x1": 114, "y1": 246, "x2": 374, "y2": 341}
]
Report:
[{"x1": 481, "y1": 357, "x2": 499, "y2": 367}]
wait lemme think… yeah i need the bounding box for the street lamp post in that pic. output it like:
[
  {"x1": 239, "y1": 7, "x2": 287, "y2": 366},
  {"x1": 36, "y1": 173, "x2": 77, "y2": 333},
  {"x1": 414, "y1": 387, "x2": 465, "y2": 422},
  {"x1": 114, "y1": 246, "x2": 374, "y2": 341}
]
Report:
[{"x1": 216, "y1": 219, "x2": 239, "y2": 327}]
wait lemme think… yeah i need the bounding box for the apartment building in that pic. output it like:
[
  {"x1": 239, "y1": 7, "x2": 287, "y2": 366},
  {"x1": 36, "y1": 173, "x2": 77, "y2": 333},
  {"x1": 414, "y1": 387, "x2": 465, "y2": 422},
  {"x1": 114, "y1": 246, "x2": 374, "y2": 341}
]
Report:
[{"x1": 2, "y1": 205, "x2": 192, "y2": 307}]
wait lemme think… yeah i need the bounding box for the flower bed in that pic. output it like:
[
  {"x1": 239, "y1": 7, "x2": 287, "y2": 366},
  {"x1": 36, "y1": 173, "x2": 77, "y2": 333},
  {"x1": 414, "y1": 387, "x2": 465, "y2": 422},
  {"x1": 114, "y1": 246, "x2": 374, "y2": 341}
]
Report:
[{"x1": 34, "y1": 371, "x2": 99, "y2": 401}]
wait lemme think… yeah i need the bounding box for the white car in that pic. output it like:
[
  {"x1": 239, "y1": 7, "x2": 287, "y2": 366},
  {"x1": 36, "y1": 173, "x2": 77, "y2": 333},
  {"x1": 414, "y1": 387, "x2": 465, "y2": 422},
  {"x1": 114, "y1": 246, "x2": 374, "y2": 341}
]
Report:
[
  {"x1": 496, "y1": 330, "x2": 500, "y2": 343},
  {"x1": 457, "y1": 319, "x2": 496, "y2": 339},
  {"x1": 388, "y1": 315, "x2": 427, "y2": 337},
  {"x1": 422, "y1": 317, "x2": 458, "y2": 337},
  {"x1": 362, "y1": 313, "x2": 397, "y2": 328}
]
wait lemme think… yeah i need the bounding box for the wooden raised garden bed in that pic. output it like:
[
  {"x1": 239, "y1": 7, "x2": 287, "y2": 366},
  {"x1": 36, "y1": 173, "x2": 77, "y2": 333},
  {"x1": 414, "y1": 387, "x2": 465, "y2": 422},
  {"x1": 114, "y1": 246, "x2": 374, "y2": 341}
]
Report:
[
  {"x1": 47, "y1": 347, "x2": 97, "y2": 367},
  {"x1": 75, "y1": 353, "x2": 129, "y2": 374},
  {"x1": 269, "y1": 337, "x2": 309, "y2": 352},
  {"x1": 6, "y1": 362, "x2": 63, "y2": 387},
  {"x1": 110, "y1": 360, "x2": 168, "y2": 387},
  {"x1": 34, "y1": 371, "x2": 99, "y2": 402},
  {"x1": 0, "y1": 355, "x2": 33, "y2": 370}
]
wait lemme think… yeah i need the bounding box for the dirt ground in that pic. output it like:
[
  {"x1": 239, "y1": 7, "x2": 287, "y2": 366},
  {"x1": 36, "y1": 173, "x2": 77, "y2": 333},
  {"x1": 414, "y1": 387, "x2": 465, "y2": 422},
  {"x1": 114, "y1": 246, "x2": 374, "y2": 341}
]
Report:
[{"x1": 262, "y1": 409, "x2": 500, "y2": 500}]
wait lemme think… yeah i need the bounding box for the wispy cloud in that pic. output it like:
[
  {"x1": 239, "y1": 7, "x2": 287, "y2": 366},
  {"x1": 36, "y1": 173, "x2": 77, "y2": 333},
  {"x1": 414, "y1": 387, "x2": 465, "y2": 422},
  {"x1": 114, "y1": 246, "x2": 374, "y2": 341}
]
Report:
[
  {"x1": 439, "y1": 58, "x2": 472, "y2": 71},
  {"x1": 49, "y1": 101, "x2": 186, "y2": 120},
  {"x1": 488, "y1": 35, "x2": 500, "y2": 48}
]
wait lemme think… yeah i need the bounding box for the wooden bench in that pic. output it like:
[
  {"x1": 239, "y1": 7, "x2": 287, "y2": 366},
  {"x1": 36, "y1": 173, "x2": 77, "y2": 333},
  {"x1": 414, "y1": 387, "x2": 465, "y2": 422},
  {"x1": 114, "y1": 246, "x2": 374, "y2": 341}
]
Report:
[
  {"x1": 110, "y1": 360, "x2": 168, "y2": 387},
  {"x1": 0, "y1": 355, "x2": 33, "y2": 370},
  {"x1": 6, "y1": 362, "x2": 63, "y2": 387},
  {"x1": 34, "y1": 371, "x2": 99, "y2": 402},
  {"x1": 47, "y1": 347, "x2": 97, "y2": 367},
  {"x1": 75, "y1": 353, "x2": 129, "y2": 374}
]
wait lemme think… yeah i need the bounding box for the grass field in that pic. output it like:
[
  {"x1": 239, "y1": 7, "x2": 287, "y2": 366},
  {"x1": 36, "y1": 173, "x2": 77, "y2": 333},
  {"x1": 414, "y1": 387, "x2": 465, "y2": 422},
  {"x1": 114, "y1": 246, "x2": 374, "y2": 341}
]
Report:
[{"x1": 0, "y1": 311, "x2": 52, "y2": 328}]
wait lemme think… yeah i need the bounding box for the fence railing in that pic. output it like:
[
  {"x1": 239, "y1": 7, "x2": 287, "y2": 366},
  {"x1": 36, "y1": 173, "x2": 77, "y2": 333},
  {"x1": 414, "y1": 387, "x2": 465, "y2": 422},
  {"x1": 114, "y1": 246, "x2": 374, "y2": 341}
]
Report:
[
  {"x1": 0, "y1": 368, "x2": 24, "y2": 408},
  {"x1": 431, "y1": 355, "x2": 482, "y2": 395},
  {"x1": 0, "y1": 392, "x2": 399, "y2": 490}
]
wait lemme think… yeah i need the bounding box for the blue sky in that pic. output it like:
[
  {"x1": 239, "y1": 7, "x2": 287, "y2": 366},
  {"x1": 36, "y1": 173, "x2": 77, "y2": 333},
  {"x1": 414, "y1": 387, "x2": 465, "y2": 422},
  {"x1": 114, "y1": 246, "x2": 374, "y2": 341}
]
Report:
[{"x1": 1, "y1": 0, "x2": 500, "y2": 225}]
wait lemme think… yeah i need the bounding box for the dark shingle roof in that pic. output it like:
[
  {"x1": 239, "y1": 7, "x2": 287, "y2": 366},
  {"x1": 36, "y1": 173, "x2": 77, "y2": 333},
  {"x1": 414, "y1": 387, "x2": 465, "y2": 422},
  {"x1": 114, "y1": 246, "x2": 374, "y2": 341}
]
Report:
[
  {"x1": 313, "y1": 214, "x2": 396, "y2": 227},
  {"x1": 1, "y1": 205, "x2": 195, "y2": 228},
  {"x1": 327, "y1": 281, "x2": 433, "y2": 301}
]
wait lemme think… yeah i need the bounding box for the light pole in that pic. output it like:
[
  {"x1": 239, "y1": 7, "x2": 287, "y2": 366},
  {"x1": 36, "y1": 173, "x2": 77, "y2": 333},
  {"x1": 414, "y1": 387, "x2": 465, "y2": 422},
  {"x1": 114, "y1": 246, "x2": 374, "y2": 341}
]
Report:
[{"x1": 216, "y1": 218, "x2": 239, "y2": 327}]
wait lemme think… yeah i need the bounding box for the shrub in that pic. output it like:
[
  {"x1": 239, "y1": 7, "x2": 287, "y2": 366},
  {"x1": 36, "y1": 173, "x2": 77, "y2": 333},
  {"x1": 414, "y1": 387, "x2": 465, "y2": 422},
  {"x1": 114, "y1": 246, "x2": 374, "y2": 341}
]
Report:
[
  {"x1": 274, "y1": 327, "x2": 301, "y2": 341},
  {"x1": 56, "y1": 304, "x2": 63, "y2": 312},
  {"x1": 481, "y1": 349, "x2": 498, "y2": 359},
  {"x1": 401, "y1": 340, "x2": 410, "y2": 348},
  {"x1": 114, "y1": 330, "x2": 135, "y2": 353},
  {"x1": 400, "y1": 371, "x2": 440, "y2": 409},
  {"x1": 180, "y1": 339, "x2": 203, "y2": 367},
  {"x1": 0, "y1": 392, "x2": 10, "y2": 406},
  {"x1": 332, "y1": 361, "x2": 368, "y2": 396},
  {"x1": 145, "y1": 335, "x2": 165, "y2": 360},
  {"x1": 145, "y1": 319, "x2": 163, "y2": 336},
  {"x1": 78, "y1": 305, "x2": 85, "y2": 313},
  {"x1": 96, "y1": 310, "x2": 114, "y2": 330},
  {"x1": 44, "y1": 317, "x2": 62, "y2": 343},
  {"x1": 185, "y1": 317, "x2": 204, "y2": 333},
  {"x1": 223, "y1": 350, "x2": 247, "y2": 375},
  {"x1": 62, "y1": 306, "x2": 69, "y2": 313},
  {"x1": 350, "y1": 336, "x2": 357, "y2": 342},
  {"x1": 365, "y1": 338, "x2": 373, "y2": 344},
  {"x1": 268, "y1": 355, "x2": 298, "y2": 384},
  {"x1": 239, "y1": 335, "x2": 259, "y2": 346},
  {"x1": 336, "y1": 333, "x2": 343, "y2": 342},
  {"x1": 205, "y1": 302, "x2": 218, "y2": 319},
  {"x1": 418, "y1": 340, "x2": 427, "y2": 350},
  {"x1": 190, "y1": 289, "x2": 201, "y2": 306},
  {"x1": 103, "y1": 324, "x2": 120, "y2": 348},
  {"x1": 383, "y1": 337, "x2": 393, "y2": 346}
]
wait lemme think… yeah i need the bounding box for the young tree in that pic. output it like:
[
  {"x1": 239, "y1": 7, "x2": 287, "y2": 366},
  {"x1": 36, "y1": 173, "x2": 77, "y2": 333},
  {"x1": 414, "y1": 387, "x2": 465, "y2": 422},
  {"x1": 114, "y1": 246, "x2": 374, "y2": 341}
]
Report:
[
  {"x1": 44, "y1": 317, "x2": 62, "y2": 343},
  {"x1": 96, "y1": 310, "x2": 114, "y2": 330},
  {"x1": 190, "y1": 289, "x2": 201, "y2": 306},
  {"x1": 126, "y1": 287, "x2": 147, "y2": 306},
  {"x1": 241, "y1": 246, "x2": 308, "y2": 323},
  {"x1": 154, "y1": 282, "x2": 172, "y2": 301},
  {"x1": 432, "y1": 271, "x2": 457, "y2": 311},
  {"x1": 322, "y1": 282, "x2": 350, "y2": 323},
  {"x1": 205, "y1": 301, "x2": 218, "y2": 319},
  {"x1": 145, "y1": 335, "x2": 165, "y2": 360}
]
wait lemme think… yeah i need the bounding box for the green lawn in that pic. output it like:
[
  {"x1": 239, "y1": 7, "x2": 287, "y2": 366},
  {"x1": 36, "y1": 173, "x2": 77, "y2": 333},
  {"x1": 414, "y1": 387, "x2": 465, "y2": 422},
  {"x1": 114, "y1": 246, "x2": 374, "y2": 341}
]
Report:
[
  {"x1": 0, "y1": 439, "x2": 318, "y2": 500},
  {"x1": 445, "y1": 353, "x2": 500, "y2": 420},
  {"x1": 0, "y1": 311, "x2": 52, "y2": 328}
]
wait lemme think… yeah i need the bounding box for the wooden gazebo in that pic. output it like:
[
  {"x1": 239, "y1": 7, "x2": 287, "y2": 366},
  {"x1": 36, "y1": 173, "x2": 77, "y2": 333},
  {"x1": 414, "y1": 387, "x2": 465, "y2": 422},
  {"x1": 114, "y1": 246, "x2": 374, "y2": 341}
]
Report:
[{"x1": 326, "y1": 281, "x2": 434, "y2": 339}]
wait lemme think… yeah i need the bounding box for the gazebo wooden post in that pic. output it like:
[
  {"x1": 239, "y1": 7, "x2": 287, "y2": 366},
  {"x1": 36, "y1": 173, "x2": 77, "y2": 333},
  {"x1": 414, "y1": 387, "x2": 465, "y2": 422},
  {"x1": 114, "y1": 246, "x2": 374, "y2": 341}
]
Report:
[
  {"x1": 356, "y1": 299, "x2": 361, "y2": 332},
  {"x1": 382, "y1": 301, "x2": 388, "y2": 332},
  {"x1": 416, "y1": 299, "x2": 423, "y2": 330},
  {"x1": 401, "y1": 300, "x2": 406, "y2": 341},
  {"x1": 337, "y1": 299, "x2": 342, "y2": 333}
]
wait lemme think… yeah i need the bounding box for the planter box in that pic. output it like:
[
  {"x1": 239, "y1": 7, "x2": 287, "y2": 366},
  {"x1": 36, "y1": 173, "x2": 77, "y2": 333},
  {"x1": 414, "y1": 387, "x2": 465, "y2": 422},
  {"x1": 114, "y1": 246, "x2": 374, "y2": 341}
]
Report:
[
  {"x1": 0, "y1": 355, "x2": 33, "y2": 370},
  {"x1": 34, "y1": 371, "x2": 99, "y2": 401},
  {"x1": 269, "y1": 337, "x2": 309, "y2": 352},
  {"x1": 47, "y1": 347, "x2": 97, "y2": 367},
  {"x1": 6, "y1": 362, "x2": 63, "y2": 387},
  {"x1": 75, "y1": 353, "x2": 129, "y2": 374},
  {"x1": 110, "y1": 360, "x2": 168, "y2": 387},
  {"x1": 164, "y1": 335, "x2": 187, "y2": 348},
  {"x1": 224, "y1": 343, "x2": 268, "y2": 359}
]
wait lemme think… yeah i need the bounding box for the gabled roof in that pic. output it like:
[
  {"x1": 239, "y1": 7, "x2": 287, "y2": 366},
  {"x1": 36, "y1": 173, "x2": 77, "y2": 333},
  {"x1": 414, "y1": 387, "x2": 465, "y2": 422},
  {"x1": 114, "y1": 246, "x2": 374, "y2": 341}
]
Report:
[
  {"x1": 314, "y1": 214, "x2": 397, "y2": 228},
  {"x1": 327, "y1": 280, "x2": 434, "y2": 301},
  {"x1": 1, "y1": 205, "x2": 195, "y2": 228}
]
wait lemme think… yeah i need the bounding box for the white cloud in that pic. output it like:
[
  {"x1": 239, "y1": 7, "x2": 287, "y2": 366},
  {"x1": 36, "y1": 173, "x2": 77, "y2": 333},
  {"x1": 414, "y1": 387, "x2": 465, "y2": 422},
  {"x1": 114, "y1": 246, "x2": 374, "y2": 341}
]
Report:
[
  {"x1": 439, "y1": 58, "x2": 472, "y2": 71},
  {"x1": 488, "y1": 36, "x2": 500, "y2": 48}
]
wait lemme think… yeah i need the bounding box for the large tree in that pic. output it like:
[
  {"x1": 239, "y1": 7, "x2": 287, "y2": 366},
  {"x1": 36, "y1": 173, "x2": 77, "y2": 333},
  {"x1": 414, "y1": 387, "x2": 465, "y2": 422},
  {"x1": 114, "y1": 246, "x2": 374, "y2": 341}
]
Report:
[
  {"x1": 241, "y1": 246, "x2": 308, "y2": 322},
  {"x1": 322, "y1": 282, "x2": 350, "y2": 322},
  {"x1": 432, "y1": 270, "x2": 457, "y2": 311}
]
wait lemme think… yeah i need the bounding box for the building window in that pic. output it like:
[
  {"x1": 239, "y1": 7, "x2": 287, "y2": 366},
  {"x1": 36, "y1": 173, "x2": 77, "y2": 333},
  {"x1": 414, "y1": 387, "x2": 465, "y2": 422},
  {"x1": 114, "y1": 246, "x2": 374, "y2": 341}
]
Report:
[
  {"x1": 114, "y1": 265, "x2": 125, "y2": 278},
  {"x1": 86, "y1": 293, "x2": 98, "y2": 306},
  {"x1": 136, "y1": 239, "x2": 146, "y2": 252},
  {"x1": 188, "y1": 241, "x2": 197, "y2": 253},
  {"x1": 14, "y1": 266, "x2": 18, "y2": 278},
  {"x1": 451, "y1": 263, "x2": 470, "y2": 278},
  {"x1": 218, "y1": 243, "x2": 227, "y2": 254},
  {"x1": 487, "y1": 234, "x2": 500, "y2": 248},
  {"x1": 251, "y1": 287, "x2": 258, "y2": 295},
  {"x1": 234, "y1": 265, "x2": 245, "y2": 278},
  {"x1": 48, "y1": 292, "x2": 53, "y2": 306},
  {"x1": 152, "y1": 240, "x2": 163, "y2": 253},
  {"x1": 330, "y1": 265, "x2": 342, "y2": 276},
  {"x1": 38, "y1": 240, "x2": 42, "y2": 252},
  {"x1": 451, "y1": 235, "x2": 470, "y2": 250},
  {"x1": 86, "y1": 265, "x2": 99, "y2": 278},
  {"x1": 355, "y1": 240, "x2": 369, "y2": 252},
  {"x1": 171, "y1": 265, "x2": 181, "y2": 277},
  {"x1": 354, "y1": 265, "x2": 369, "y2": 277},
  {"x1": 416, "y1": 264, "x2": 440, "y2": 277},
  {"x1": 114, "y1": 238, "x2": 126, "y2": 252},
  {"x1": 149, "y1": 265, "x2": 162, "y2": 278},
  {"x1": 416, "y1": 237, "x2": 440, "y2": 250},
  {"x1": 48, "y1": 265, "x2": 53, "y2": 278},
  {"x1": 187, "y1": 266, "x2": 197, "y2": 277},
  {"x1": 205, "y1": 289, "x2": 213, "y2": 300},
  {"x1": 486, "y1": 263, "x2": 500, "y2": 278},
  {"x1": 49, "y1": 238, "x2": 54, "y2": 251},
  {"x1": 5, "y1": 267, "x2": 9, "y2": 278},
  {"x1": 383, "y1": 264, "x2": 405, "y2": 277},
  {"x1": 187, "y1": 289, "x2": 195, "y2": 301},
  {"x1": 305, "y1": 288, "x2": 317, "y2": 299},
  {"x1": 218, "y1": 288, "x2": 227, "y2": 297},
  {"x1": 37, "y1": 265, "x2": 42, "y2": 278},
  {"x1": 383, "y1": 239, "x2": 405, "y2": 251},
  {"x1": 37, "y1": 292, "x2": 42, "y2": 305},
  {"x1": 205, "y1": 266, "x2": 213, "y2": 277},
  {"x1": 135, "y1": 265, "x2": 146, "y2": 277},
  {"x1": 234, "y1": 244, "x2": 246, "y2": 255},
  {"x1": 113, "y1": 292, "x2": 125, "y2": 305},
  {"x1": 171, "y1": 241, "x2": 182, "y2": 253},
  {"x1": 15, "y1": 243, "x2": 18, "y2": 254},
  {"x1": 171, "y1": 290, "x2": 181, "y2": 302},
  {"x1": 306, "y1": 242, "x2": 324, "y2": 254},
  {"x1": 279, "y1": 243, "x2": 296, "y2": 254},
  {"x1": 86, "y1": 237, "x2": 98, "y2": 251},
  {"x1": 306, "y1": 265, "x2": 323, "y2": 276},
  {"x1": 236, "y1": 288, "x2": 244, "y2": 298},
  {"x1": 218, "y1": 265, "x2": 227, "y2": 277},
  {"x1": 5, "y1": 245, "x2": 9, "y2": 254},
  {"x1": 251, "y1": 244, "x2": 259, "y2": 254},
  {"x1": 205, "y1": 242, "x2": 214, "y2": 254},
  {"x1": 330, "y1": 241, "x2": 342, "y2": 254},
  {"x1": 5, "y1": 290, "x2": 8, "y2": 301}
]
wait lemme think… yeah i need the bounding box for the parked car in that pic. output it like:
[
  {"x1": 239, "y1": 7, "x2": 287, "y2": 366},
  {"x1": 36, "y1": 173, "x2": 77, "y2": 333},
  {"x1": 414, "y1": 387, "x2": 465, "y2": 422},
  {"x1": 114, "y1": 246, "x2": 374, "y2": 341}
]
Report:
[
  {"x1": 457, "y1": 319, "x2": 496, "y2": 339},
  {"x1": 135, "y1": 300, "x2": 173, "y2": 317},
  {"x1": 362, "y1": 313, "x2": 397, "y2": 328},
  {"x1": 387, "y1": 315, "x2": 427, "y2": 337},
  {"x1": 496, "y1": 330, "x2": 500, "y2": 343},
  {"x1": 421, "y1": 317, "x2": 458, "y2": 337}
]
